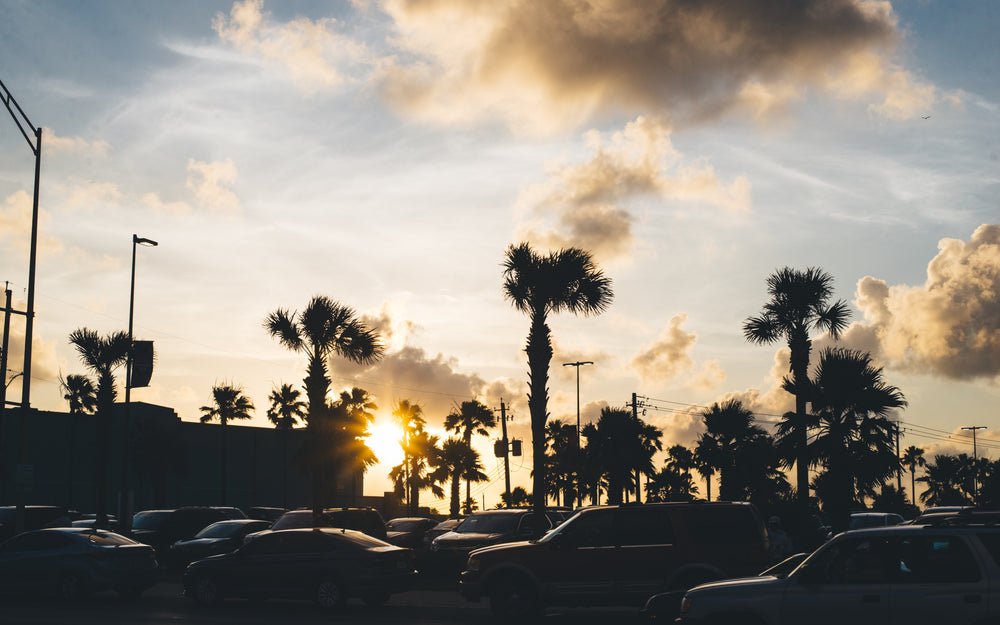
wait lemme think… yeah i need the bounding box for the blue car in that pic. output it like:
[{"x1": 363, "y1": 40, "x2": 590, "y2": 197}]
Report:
[{"x1": 0, "y1": 528, "x2": 158, "y2": 601}]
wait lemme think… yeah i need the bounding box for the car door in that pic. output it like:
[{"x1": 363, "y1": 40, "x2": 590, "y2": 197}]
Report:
[
  {"x1": 0, "y1": 532, "x2": 76, "y2": 593},
  {"x1": 612, "y1": 506, "x2": 681, "y2": 602},
  {"x1": 542, "y1": 508, "x2": 617, "y2": 600},
  {"x1": 888, "y1": 534, "x2": 988, "y2": 625},
  {"x1": 782, "y1": 535, "x2": 892, "y2": 625}
]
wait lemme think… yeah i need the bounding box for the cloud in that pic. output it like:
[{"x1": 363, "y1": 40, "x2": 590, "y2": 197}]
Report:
[
  {"x1": 42, "y1": 127, "x2": 111, "y2": 157},
  {"x1": 842, "y1": 224, "x2": 1000, "y2": 381},
  {"x1": 59, "y1": 181, "x2": 122, "y2": 211},
  {"x1": 377, "y1": 0, "x2": 934, "y2": 133},
  {"x1": 213, "y1": 0, "x2": 370, "y2": 94},
  {"x1": 186, "y1": 158, "x2": 241, "y2": 217},
  {"x1": 630, "y1": 313, "x2": 725, "y2": 391},
  {"x1": 517, "y1": 116, "x2": 750, "y2": 261},
  {"x1": 0, "y1": 296, "x2": 62, "y2": 398},
  {"x1": 141, "y1": 192, "x2": 192, "y2": 216},
  {"x1": 0, "y1": 191, "x2": 62, "y2": 255}
]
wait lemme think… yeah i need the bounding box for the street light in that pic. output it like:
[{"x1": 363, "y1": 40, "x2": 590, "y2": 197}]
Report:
[
  {"x1": 121, "y1": 234, "x2": 157, "y2": 529},
  {"x1": 562, "y1": 361, "x2": 593, "y2": 446}
]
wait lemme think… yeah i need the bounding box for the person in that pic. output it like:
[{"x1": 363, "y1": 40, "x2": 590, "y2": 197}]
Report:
[{"x1": 768, "y1": 515, "x2": 793, "y2": 562}]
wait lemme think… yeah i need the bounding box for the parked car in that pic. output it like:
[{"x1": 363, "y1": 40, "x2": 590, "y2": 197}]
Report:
[
  {"x1": 245, "y1": 508, "x2": 388, "y2": 543},
  {"x1": 431, "y1": 509, "x2": 555, "y2": 574},
  {"x1": 424, "y1": 518, "x2": 463, "y2": 549},
  {"x1": 385, "y1": 517, "x2": 438, "y2": 550},
  {"x1": 459, "y1": 502, "x2": 770, "y2": 617},
  {"x1": 848, "y1": 512, "x2": 904, "y2": 530},
  {"x1": 169, "y1": 519, "x2": 272, "y2": 567},
  {"x1": 183, "y1": 528, "x2": 416, "y2": 608},
  {"x1": 675, "y1": 522, "x2": 1000, "y2": 624},
  {"x1": 0, "y1": 506, "x2": 73, "y2": 542},
  {"x1": 72, "y1": 514, "x2": 119, "y2": 532},
  {"x1": 0, "y1": 528, "x2": 157, "y2": 601},
  {"x1": 131, "y1": 507, "x2": 246, "y2": 564}
]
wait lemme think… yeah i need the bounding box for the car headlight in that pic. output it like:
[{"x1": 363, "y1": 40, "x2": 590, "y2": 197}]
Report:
[
  {"x1": 430, "y1": 542, "x2": 440, "y2": 552},
  {"x1": 680, "y1": 596, "x2": 692, "y2": 614},
  {"x1": 466, "y1": 557, "x2": 480, "y2": 572}
]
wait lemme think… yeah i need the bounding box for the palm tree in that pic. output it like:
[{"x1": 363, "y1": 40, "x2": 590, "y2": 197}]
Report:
[
  {"x1": 438, "y1": 438, "x2": 488, "y2": 517},
  {"x1": 792, "y1": 348, "x2": 906, "y2": 533},
  {"x1": 635, "y1": 419, "x2": 663, "y2": 503},
  {"x1": 902, "y1": 445, "x2": 926, "y2": 507},
  {"x1": 693, "y1": 437, "x2": 718, "y2": 501},
  {"x1": 743, "y1": 267, "x2": 850, "y2": 504},
  {"x1": 543, "y1": 419, "x2": 580, "y2": 507},
  {"x1": 918, "y1": 454, "x2": 971, "y2": 506},
  {"x1": 582, "y1": 407, "x2": 655, "y2": 504},
  {"x1": 200, "y1": 383, "x2": 255, "y2": 505},
  {"x1": 388, "y1": 429, "x2": 444, "y2": 514},
  {"x1": 60, "y1": 373, "x2": 97, "y2": 509},
  {"x1": 328, "y1": 387, "x2": 380, "y2": 505},
  {"x1": 266, "y1": 383, "x2": 306, "y2": 508},
  {"x1": 698, "y1": 400, "x2": 767, "y2": 501},
  {"x1": 69, "y1": 328, "x2": 130, "y2": 526},
  {"x1": 444, "y1": 400, "x2": 496, "y2": 506},
  {"x1": 264, "y1": 296, "x2": 383, "y2": 515},
  {"x1": 392, "y1": 399, "x2": 428, "y2": 515},
  {"x1": 502, "y1": 242, "x2": 613, "y2": 514}
]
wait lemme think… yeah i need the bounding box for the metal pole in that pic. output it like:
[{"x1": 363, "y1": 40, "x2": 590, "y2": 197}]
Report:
[
  {"x1": 562, "y1": 361, "x2": 592, "y2": 447},
  {"x1": 500, "y1": 400, "x2": 511, "y2": 505},
  {"x1": 962, "y1": 426, "x2": 985, "y2": 501}
]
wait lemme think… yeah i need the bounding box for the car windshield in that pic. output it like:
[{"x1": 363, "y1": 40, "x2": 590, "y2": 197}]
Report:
[
  {"x1": 271, "y1": 512, "x2": 312, "y2": 531},
  {"x1": 387, "y1": 520, "x2": 426, "y2": 532},
  {"x1": 88, "y1": 532, "x2": 137, "y2": 546},
  {"x1": 195, "y1": 522, "x2": 242, "y2": 538},
  {"x1": 455, "y1": 513, "x2": 519, "y2": 534},
  {"x1": 131, "y1": 511, "x2": 171, "y2": 530}
]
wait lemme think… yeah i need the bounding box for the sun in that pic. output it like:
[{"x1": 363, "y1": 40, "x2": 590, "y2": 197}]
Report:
[{"x1": 367, "y1": 420, "x2": 404, "y2": 467}]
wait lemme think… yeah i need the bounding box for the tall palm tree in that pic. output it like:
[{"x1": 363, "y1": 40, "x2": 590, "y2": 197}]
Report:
[
  {"x1": 69, "y1": 328, "x2": 130, "y2": 526},
  {"x1": 543, "y1": 419, "x2": 581, "y2": 507},
  {"x1": 635, "y1": 420, "x2": 663, "y2": 503},
  {"x1": 60, "y1": 373, "x2": 97, "y2": 509},
  {"x1": 328, "y1": 387, "x2": 380, "y2": 505},
  {"x1": 200, "y1": 383, "x2": 255, "y2": 505},
  {"x1": 918, "y1": 454, "x2": 970, "y2": 506},
  {"x1": 791, "y1": 348, "x2": 906, "y2": 533},
  {"x1": 444, "y1": 400, "x2": 496, "y2": 506},
  {"x1": 693, "y1": 437, "x2": 718, "y2": 501},
  {"x1": 581, "y1": 407, "x2": 655, "y2": 504},
  {"x1": 266, "y1": 383, "x2": 306, "y2": 508},
  {"x1": 264, "y1": 296, "x2": 383, "y2": 515},
  {"x1": 502, "y1": 242, "x2": 613, "y2": 514},
  {"x1": 743, "y1": 267, "x2": 850, "y2": 505},
  {"x1": 388, "y1": 429, "x2": 444, "y2": 515},
  {"x1": 392, "y1": 399, "x2": 427, "y2": 515},
  {"x1": 698, "y1": 400, "x2": 768, "y2": 501},
  {"x1": 438, "y1": 438, "x2": 487, "y2": 517},
  {"x1": 901, "y1": 445, "x2": 926, "y2": 507}
]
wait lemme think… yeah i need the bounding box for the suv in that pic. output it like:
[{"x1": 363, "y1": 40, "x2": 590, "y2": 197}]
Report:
[
  {"x1": 245, "y1": 508, "x2": 387, "y2": 543},
  {"x1": 459, "y1": 502, "x2": 769, "y2": 616},
  {"x1": 431, "y1": 509, "x2": 557, "y2": 574},
  {"x1": 675, "y1": 522, "x2": 1000, "y2": 624},
  {"x1": 131, "y1": 507, "x2": 245, "y2": 565}
]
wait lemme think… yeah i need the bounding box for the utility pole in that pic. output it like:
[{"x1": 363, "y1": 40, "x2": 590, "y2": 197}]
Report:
[
  {"x1": 895, "y1": 423, "x2": 901, "y2": 491},
  {"x1": 499, "y1": 400, "x2": 511, "y2": 505},
  {"x1": 962, "y1": 425, "x2": 986, "y2": 501}
]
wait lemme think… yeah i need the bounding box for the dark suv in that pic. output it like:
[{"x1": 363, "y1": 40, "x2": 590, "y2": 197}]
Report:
[
  {"x1": 430, "y1": 509, "x2": 558, "y2": 574},
  {"x1": 131, "y1": 507, "x2": 246, "y2": 566},
  {"x1": 459, "y1": 502, "x2": 769, "y2": 616},
  {"x1": 246, "y1": 508, "x2": 388, "y2": 543}
]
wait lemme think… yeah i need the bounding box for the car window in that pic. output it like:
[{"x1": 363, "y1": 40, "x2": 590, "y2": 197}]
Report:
[
  {"x1": 555, "y1": 509, "x2": 616, "y2": 548},
  {"x1": 196, "y1": 522, "x2": 242, "y2": 539},
  {"x1": 896, "y1": 536, "x2": 980, "y2": 583},
  {"x1": 683, "y1": 507, "x2": 761, "y2": 545},
  {"x1": 455, "y1": 513, "x2": 520, "y2": 534},
  {"x1": 618, "y1": 507, "x2": 675, "y2": 546},
  {"x1": 132, "y1": 511, "x2": 171, "y2": 530},
  {"x1": 271, "y1": 512, "x2": 312, "y2": 531},
  {"x1": 976, "y1": 532, "x2": 1000, "y2": 567},
  {"x1": 807, "y1": 537, "x2": 892, "y2": 584},
  {"x1": 88, "y1": 532, "x2": 137, "y2": 546}
]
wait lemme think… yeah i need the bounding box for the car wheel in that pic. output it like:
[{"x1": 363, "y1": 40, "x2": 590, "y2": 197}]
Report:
[
  {"x1": 315, "y1": 578, "x2": 345, "y2": 609},
  {"x1": 193, "y1": 575, "x2": 222, "y2": 606},
  {"x1": 57, "y1": 573, "x2": 87, "y2": 602},
  {"x1": 362, "y1": 590, "x2": 390, "y2": 607},
  {"x1": 489, "y1": 575, "x2": 539, "y2": 619}
]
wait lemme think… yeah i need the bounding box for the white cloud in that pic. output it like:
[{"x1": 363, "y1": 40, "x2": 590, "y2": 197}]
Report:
[{"x1": 186, "y1": 158, "x2": 241, "y2": 217}]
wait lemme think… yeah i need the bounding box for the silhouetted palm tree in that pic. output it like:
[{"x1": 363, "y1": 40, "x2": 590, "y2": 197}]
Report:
[
  {"x1": 392, "y1": 399, "x2": 427, "y2": 515},
  {"x1": 264, "y1": 296, "x2": 383, "y2": 515},
  {"x1": 699, "y1": 400, "x2": 766, "y2": 501},
  {"x1": 502, "y1": 242, "x2": 613, "y2": 514},
  {"x1": 543, "y1": 419, "x2": 580, "y2": 507},
  {"x1": 328, "y1": 387, "x2": 380, "y2": 506},
  {"x1": 693, "y1": 437, "x2": 718, "y2": 501},
  {"x1": 444, "y1": 400, "x2": 496, "y2": 506},
  {"x1": 794, "y1": 348, "x2": 905, "y2": 532},
  {"x1": 744, "y1": 267, "x2": 850, "y2": 504},
  {"x1": 61, "y1": 373, "x2": 97, "y2": 509},
  {"x1": 69, "y1": 328, "x2": 130, "y2": 526},
  {"x1": 389, "y1": 428, "x2": 444, "y2": 515},
  {"x1": 200, "y1": 383, "x2": 255, "y2": 505},
  {"x1": 918, "y1": 454, "x2": 971, "y2": 506},
  {"x1": 902, "y1": 445, "x2": 926, "y2": 507},
  {"x1": 499, "y1": 486, "x2": 532, "y2": 508},
  {"x1": 582, "y1": 407, "x2": 655, "y2": 504},
  {"x1": 438, "y1": 438, "x2": 487, "y2": 517},
  {"x1": 635, "y1": 419, "x2": 663, "y2": 503},
  {"x1": 267, "y1": 383, "x2": 306, "y2": 508}
]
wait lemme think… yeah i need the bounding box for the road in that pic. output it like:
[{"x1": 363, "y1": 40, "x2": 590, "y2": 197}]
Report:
[{"x1": 0, "y1": 581, "x2": 652, "y2": 625}]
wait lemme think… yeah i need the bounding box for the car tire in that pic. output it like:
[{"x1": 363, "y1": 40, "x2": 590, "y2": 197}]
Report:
[
  {"x1": 56, "y1": 572, "x2": 87, "y2": 602},
  {"x1": 315, "y1": 578, "x2": 345, "y2": 609},
  {"x1": 489, "y1": 574, "x2": 539, "y2": 619},
  {"x1": 193, "y1": 575, "x2": 222, "y2": 606}
]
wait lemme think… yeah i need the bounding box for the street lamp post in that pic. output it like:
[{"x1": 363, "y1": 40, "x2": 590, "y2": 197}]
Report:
[
  {"x1": 562, "y1": 361, "x2": 593, "y2": 446},
  {"x1": 120, "y1": 234, "x2": 157, "y2": 530}
]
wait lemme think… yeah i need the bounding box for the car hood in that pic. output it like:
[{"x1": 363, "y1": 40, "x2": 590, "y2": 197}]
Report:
[
  {"x1": 434, "y1": 531, "x2": 513, "y2": 549},
  {"x1": 467, "y1": 540, "x2": 534, "y2": 558},
  {"x1": 173, "y1": 537, "x2": 227, "y2": 549},
  {"x1": 688, "y1": 575, "x2": 786, "y2": 595}
]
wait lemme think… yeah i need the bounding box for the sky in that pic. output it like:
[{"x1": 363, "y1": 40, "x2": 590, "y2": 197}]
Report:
[{"x1": 1, "y1": 0, "x2": 998, "y2": 510}]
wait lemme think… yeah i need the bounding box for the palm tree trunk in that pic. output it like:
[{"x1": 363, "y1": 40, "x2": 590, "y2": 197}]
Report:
[
  {"x1": 526, "y1": 311, "x2": 552, "y2": 516},
  {"x1": 450, "y1": 474, "x2": 460, "y2": 517},
  {"x1": 790, "y1": 331, "x2": 812, "y2": 505},
  {"x1": 282, "y1": 428, "x2": 288, "y2": 509},
  {"x1": 221, "y1": 421, "x2": 227, "y2": 505}
]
